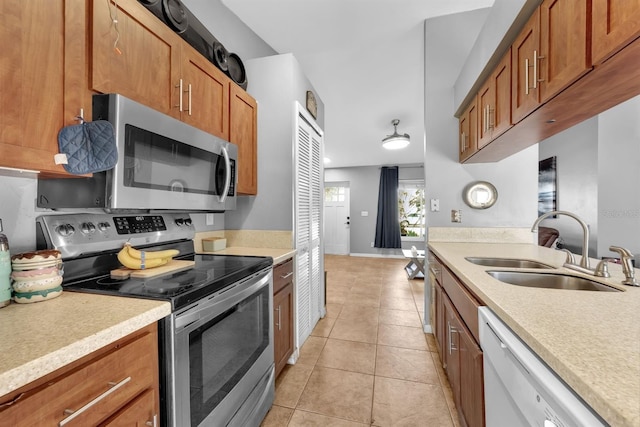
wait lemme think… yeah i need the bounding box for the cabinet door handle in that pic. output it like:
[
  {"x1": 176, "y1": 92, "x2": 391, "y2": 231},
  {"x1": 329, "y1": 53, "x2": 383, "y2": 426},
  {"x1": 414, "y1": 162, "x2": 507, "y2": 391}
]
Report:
[
  {"x1": 533, "y1": 50, "x2": 538, "y2": 89},
  {"x1": 486, "y1": 104, "x2": 491, "y2": 132},
  {"x1": 59, "y1": 377, "x2": 131, "y2": 426},
  {"x1": 146, "y1": 414, "x2": 158, "y2": 427},
  {"x1": 275, "y1": 305, "x2": 281, "y2": 330},
  {"x1": 186, "y1": 83, "x2": 192, "y2": 116},
  {"x1": 280, "y1": 271, "x2": 294, "y2": 280},
  {"x1": 447, "y1": 321, "x2": 457, "y2": 355},
  {"x1": 484, "y1": 105, "x2": 487, "y2": 132},
  {"x1": 535, "y1": 50, "x2": 545, "y2": 85},
  {"x1": 460, "y1": 132, "x2": 466, "y2": 153},
  {"x1": 525, "y1": 58, "x2": 530, "y2": 95},
  {"x1": 175, "y1": 79, "x2": 183, "y2": 111}
]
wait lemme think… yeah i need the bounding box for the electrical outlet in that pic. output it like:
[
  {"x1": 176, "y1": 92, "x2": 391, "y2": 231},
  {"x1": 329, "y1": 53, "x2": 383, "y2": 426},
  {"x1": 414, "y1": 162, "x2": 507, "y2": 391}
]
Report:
[
  {"x1": 371, "y1": 242, "x2": 374, "y2": 247},
  {"x1": 205, "y1": 213, "x2": 214, "y2": 225},
  {"x1": 430, "y1": 199, "x2": 440, "y2": 212},
  {"x1": 451, "y1": 209, "x2": 462, "y2": 223}
]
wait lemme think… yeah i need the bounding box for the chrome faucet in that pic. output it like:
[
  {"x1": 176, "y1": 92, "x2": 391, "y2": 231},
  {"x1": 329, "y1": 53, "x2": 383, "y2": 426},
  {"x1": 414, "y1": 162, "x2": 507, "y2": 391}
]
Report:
[
  {"x1": 609, "y1": 246, "x2": 639, "y2": 286},
  {"x1": 531, "y1": 210, "x2": 609, "y2": 277}
]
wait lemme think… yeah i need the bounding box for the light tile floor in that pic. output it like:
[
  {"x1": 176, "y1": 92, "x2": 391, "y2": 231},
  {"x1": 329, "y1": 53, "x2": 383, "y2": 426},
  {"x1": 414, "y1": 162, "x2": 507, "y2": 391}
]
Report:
[{"x1": 261, "y1": 255, "x2": 461, "y2": 427}]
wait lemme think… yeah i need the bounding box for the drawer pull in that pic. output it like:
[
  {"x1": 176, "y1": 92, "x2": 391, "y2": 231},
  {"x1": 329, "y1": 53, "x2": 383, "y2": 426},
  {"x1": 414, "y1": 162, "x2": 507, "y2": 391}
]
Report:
[
  {"x1": 280, "y1": 271, "x2": 293, "y2": 280},
  {"x1": 59, "y1": 376, "x2": 131, "y2": 426}
]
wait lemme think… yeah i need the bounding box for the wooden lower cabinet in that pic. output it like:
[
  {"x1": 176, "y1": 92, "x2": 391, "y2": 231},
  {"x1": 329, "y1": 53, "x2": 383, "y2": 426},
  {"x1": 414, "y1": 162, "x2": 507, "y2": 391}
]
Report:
[
  {"x1": 434, "y1": 279, "x2": 446, "y2": 367},
  {"x1": 431, "y1": 252, "x2": 484, "y2": 427},
  {"x1": 0, "y1": 324, "x2": 160, "y2": 427},
  {"x1": 273, "y1": 258, "x2": 294, "y2": 378}
]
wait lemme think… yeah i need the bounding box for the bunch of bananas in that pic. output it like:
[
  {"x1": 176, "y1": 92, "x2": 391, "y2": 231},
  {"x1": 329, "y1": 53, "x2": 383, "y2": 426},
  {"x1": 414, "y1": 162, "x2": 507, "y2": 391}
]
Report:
[{"x1": 117, "y1": 243, "x2": 180, "y2": 270}]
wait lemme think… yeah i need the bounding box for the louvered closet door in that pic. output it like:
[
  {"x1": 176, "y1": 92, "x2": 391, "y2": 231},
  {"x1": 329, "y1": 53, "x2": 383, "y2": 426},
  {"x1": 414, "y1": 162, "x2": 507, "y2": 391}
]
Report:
[{"x1": 294, "y1": 104, "x2": 324, "y2": 347}]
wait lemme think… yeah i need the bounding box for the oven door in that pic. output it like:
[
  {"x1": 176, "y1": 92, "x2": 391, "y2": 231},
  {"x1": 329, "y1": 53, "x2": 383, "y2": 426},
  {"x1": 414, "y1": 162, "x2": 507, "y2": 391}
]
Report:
[{"x1": 168, "y1": 268, "x2": 274, "y2": 427}]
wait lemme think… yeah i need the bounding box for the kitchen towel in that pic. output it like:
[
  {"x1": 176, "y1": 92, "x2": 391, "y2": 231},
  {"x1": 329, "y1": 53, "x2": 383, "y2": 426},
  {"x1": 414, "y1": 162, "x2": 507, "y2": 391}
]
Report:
[{"x1": 57, "y1": 120, "x2": 117, "y2": 174}]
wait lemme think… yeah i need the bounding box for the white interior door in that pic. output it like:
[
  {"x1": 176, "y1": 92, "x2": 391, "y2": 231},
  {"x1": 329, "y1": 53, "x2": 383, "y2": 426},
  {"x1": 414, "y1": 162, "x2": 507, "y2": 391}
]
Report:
[
  {"x1": 324, "y1": 184, "x2": 350, "y2": 255},
  {"x1": 294, "y1": 103, "x2": 324, "y2": 349}
]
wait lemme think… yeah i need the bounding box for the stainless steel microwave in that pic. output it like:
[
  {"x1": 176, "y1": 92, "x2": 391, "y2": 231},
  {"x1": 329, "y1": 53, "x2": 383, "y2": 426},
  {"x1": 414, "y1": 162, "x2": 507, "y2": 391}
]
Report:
[{"x1": 37, "y1": 94, "x2": 237, "y2": 212}]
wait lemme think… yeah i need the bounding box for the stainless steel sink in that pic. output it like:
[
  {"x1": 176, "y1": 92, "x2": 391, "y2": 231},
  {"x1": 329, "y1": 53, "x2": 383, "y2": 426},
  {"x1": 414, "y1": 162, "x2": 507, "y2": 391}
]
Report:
[
  {"x1": 465, "y1": 257, "x2": 554, "y2": 269},
  {"x1": 486, "y1": 270, "x2": 621, "y2": 292}
]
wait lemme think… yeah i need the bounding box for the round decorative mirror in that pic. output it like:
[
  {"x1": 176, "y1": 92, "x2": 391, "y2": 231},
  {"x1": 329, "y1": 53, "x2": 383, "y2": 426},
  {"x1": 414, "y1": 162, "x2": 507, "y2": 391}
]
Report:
[{"x1": 463, "y1": 181, "x2": 498, "y2": 209}]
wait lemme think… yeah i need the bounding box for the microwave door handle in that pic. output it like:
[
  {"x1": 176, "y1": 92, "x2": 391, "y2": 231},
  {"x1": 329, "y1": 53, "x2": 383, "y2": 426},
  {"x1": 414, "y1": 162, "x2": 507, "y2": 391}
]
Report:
[{"x1": 219, "y1": 145, "x2": 231, "y2": 203}]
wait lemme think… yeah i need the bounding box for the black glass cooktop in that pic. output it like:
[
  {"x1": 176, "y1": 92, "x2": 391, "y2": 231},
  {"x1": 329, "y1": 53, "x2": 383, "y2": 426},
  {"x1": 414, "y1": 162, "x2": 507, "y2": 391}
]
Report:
[{"x1": 63, "y1": 254, "x2": 273, "y2": 310}]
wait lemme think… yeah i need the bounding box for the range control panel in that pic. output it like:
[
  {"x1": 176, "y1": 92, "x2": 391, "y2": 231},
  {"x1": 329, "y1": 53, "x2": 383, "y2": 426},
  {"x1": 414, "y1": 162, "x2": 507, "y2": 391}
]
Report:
[
  {"x1": 114, "y1": 215, "x2": 172, "y2": 234},
  {"x1": 36, "y1": 213, "x2": 195, "y2": 259}
]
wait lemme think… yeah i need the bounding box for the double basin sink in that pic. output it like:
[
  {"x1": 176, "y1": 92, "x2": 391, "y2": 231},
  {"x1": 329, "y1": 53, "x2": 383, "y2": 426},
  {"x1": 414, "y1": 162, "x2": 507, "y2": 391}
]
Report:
[{"x1": 465, "y1": 257, "x2": 620, "y2": 292}]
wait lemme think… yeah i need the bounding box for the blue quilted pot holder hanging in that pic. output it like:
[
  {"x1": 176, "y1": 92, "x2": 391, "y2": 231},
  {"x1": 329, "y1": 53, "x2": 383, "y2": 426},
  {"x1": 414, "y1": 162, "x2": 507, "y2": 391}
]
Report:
[{"x1": 57, "y1": 120, "x2": 118, "y2": 175}]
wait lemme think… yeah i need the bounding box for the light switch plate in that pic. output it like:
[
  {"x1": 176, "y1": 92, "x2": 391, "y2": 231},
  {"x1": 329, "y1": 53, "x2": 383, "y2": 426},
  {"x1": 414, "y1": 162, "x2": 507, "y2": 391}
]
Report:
[
  {"x1": 361, "y1": 211, "x2": 369, "y2": 217},
  {"x1": 205, "y1": 213, "x2": 214, "y2": 225}
]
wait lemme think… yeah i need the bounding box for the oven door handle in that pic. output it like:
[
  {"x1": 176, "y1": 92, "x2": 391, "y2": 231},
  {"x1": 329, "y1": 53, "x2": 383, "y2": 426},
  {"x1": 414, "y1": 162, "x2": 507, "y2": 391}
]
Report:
[
  {"x1": 175, "y1": 270, "x2": 271, "y2": 331},
  {"x1": 219, "y1": 145, "x2": 231, "y2": 204}
]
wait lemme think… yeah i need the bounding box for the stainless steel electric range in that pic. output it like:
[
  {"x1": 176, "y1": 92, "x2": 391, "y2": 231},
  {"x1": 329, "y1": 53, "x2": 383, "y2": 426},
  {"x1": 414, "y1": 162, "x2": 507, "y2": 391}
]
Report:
[{"x1": 36, "y1": 213, "x2": 275, "y2": 427}]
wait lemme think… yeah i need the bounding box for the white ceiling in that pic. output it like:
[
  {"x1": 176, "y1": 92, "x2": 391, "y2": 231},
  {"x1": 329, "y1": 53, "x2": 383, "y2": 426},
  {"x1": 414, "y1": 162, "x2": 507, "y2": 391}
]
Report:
[{"x1": 222, "y1": 0, "x2": 495, "y2": 168}]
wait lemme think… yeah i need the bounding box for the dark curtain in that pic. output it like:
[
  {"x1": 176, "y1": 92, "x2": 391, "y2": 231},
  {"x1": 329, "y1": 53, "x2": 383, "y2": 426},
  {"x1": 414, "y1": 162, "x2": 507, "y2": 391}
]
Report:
[{"x1": 374, "y1": 166, "x2": 402, "y2": 248}]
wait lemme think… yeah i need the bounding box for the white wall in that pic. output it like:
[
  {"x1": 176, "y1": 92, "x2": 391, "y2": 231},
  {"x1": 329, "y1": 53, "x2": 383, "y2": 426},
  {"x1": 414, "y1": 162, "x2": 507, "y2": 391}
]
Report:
[
  {"x1": 538, "y1": 118, "x2": 599, "y2": 256},
  {"x1": 226, "y1": 54, "x2": 324, "y2": 231},
  {"x1": 325, "y1": 166, "x2": 424, "y2": 255},
  {"x1": 182, "y1": 0, "x2": 277, "y2": 61},
  {"x1": 425, "y1": 12, "x2": 539, "y2": 233},
  {"x1": 0, "y1": 174, "x2": 39, "y2": 253},
  {"x1": 597, "y1": 96, "x2": 640, "y2": 264},
  {"x1": 454, "y1": 0, "x2": 537, "y2": 112}
]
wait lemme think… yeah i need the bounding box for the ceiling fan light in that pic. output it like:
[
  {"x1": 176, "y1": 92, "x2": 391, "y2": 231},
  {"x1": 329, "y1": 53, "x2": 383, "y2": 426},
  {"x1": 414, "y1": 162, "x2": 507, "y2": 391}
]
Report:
[
  {"x1": 382, "y1": 134, "x2": 411, "y2": 150},
  {"x1": 382, "y1": 119, "x2": 410, "y2": 150}
]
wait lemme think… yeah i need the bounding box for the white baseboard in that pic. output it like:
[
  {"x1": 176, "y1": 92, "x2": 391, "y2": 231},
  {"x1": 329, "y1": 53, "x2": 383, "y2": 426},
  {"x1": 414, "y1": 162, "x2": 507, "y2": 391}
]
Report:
[{"x1": 349, "y1": 253, "x2": 405, "y2": 259}]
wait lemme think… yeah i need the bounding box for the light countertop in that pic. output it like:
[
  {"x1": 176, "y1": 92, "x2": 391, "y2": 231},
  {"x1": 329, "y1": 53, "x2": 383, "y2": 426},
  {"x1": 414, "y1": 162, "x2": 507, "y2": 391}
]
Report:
[
  {"x1": 193, "y1": 231, "x2": 295, "y2": 265},
  {"x1": 428, "y1": 242, "x2": 640, "y2": 427},
  {"x1": 0, "y1": 292, "x2": 171, "y2": 397},
  {"x1": 198, "y1": 247, "x2": 295, "y2": 265}
]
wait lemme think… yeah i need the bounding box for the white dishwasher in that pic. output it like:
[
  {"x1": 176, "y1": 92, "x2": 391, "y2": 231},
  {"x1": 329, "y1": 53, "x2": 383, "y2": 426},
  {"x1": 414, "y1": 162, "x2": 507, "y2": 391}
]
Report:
[{"x1": 478, "y1": 307, "x2": 607, "y2": 427}]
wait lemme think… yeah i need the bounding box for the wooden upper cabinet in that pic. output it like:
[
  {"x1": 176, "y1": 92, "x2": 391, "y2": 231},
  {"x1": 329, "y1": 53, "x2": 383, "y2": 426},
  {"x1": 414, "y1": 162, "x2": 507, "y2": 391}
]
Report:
[
  {"x1": 459, "y1": 99, "x2": 478, "y2": 162},
  {"x1": 230, "y1": 84, "x2": 258, "y2": 195},
  {"x1": 538, "y1": 0, "x2": 591, "y2": 103},
  {"x1": 592, "y1": 0, "x2": 640, "y2": 64},
  {"x1": 511, "y1": 0, "x2": 590, "y2": 123},
  {"x1": 477, "y1": 49, "x2": 512, "y2": 149},
  {"x1": 181, "y1": 45, "x2": 230, "y2": 140},
  {"x1": 477, "y1": 80, "x2": 494, "y2": 150},
  {"x1": 93, "y1": 0, "x2": 231, "y2": 140},
  {"x1": 511, "y1": 8, "x2": 540, "y2": 124},
  {"x1": 92, "y1": 0, "x2": 181, "y2": 119},
  {"x1": 0, "y1": 0, "x2": 75, "y2": 175},
  {"x1": 492, "y1": 50, "x2": 512, "y2": 140}
]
